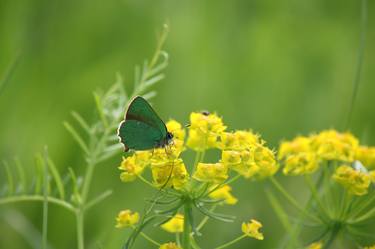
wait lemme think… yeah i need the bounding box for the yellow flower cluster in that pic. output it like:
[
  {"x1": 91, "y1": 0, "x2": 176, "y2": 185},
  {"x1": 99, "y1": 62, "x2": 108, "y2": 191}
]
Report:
[
  {"x1": 364, "y1": 245, "x2": 375, "y2": 249},
  {"x1": 119, "y1": 120, "x2": 189, "y2": 189},
  {"x1": 159, "y1": 242, "x2": 182, "y2": 249},
  {"x1": 208, "y1": 184, "x2": 238, "y2": 205},
  {"x1": 115, "y1": 209, "x2": 139, "y2": 228},
  {"x1": 187, "y1": 112, "x2": 226, "y2": 151},
  {"x1": 311, "y1": 130, "x2": 359, "y2": 162},
  {"x1": 161, "y1": 213, "x2": 184, "y2": 233},
  {"x1": 221, "y1": 130, "x2": 278, "y2": 179},
  {"x1": 332, "y1": 165, "x2": 371, "y2": 196},
  {"x1": 279, "y1": 130, "x2": 360, "y2": 176},
  {"x1": 193, "y1": 163, "x2": 228, "y2": 183},
  {"x1": 241, "y1": 219, "x2": 264, "y2": 240}
]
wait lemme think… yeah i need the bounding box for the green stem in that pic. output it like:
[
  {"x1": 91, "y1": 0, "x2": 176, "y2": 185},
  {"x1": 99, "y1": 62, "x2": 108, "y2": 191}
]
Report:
[
  {"x1": 76, "y1": 210, "x2": 84, "y2": 249},
  {"x1": 0, "y1": 195, "x2": 76, "y2": 213},
  {"x1": 81, "y1": 159, "x2": 96, "y2": 203},
  {"x1": 304, "y1": 175, "x2": 330, "y2": 222},
  {"x1": 139, "y1": 231, "x2": 160, "y2": 246},
  {"x1": 195, "y1": 205, "x2": 217, "y2": 232},
  {"x1": 42, "y1": 150, "x2": 49, "y2": 249},
  {"x1": 323, "y1": 225, "x2": 340, "y2": 249},
  {"x1": 270, "y1": 176, "x2": 321, "y2": 223},
  {"x1": 214, "y1": 234, "x2": 246, "y2": 249},
  {"x1": 183, "y1": 202, "x2": 192, "y2": 249}
]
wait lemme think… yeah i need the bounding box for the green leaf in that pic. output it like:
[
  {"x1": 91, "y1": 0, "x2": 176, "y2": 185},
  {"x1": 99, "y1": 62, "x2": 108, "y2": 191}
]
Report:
[
  {"x1": 63, "y1": 122, "x2": 89, "y2": 154},
  {"x1": 71, "y1": 111, "x2": 91, "y2": 134},
  {"x1": 3, "y1": 161, "x2": 14, "y2": 196},
  {"x1": 14, "y1": 158, "x2": 27, "y2": 193},
  {"x1": 46, "y1": 157, "x2": 65, "y2": 200}
]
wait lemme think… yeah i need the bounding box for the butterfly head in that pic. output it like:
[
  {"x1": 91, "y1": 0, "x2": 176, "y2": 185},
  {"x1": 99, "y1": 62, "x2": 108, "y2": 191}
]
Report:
[{"x1": 166, "y1": 132, "x2": 174, "y2": 144}]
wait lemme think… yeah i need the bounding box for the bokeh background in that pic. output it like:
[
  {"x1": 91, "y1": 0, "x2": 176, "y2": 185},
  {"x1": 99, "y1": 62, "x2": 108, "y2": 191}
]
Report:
[{"x1": 0, "y1": 0, "x2": 374, "y2": 248}]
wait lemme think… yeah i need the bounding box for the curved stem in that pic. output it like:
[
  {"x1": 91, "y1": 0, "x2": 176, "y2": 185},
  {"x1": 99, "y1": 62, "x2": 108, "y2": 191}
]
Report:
[
  {"x1": 0, "y1": 195, "x2": 76, "y2": 213},
  {"x1": 214, "y1": 234, "x2": 246, "y2": 249}
]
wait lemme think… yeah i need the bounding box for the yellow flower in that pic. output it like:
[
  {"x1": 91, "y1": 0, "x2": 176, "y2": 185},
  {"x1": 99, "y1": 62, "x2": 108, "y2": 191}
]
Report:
[
  {"x1": 151, "y1": 159, "x2": 189, "y2": 189},
  {"x1": 355, "y1": 146, "x2": 375, "y2": 169},
  {"x1": 242, "y1": 219, "x2": 264, "y2": 240},
  {"x1": 364, "y1": 245, "x2": 375, "y2": 249},
  {"x1": 278, "y1": 136, "x2": 312, "y2": 160},
  {"x1": 187, "y1": 112, "x2": 226, "y2": 151},
  {"x1": 115, "y1": 209, "x2": 139, "y2": 228},
  {"x1": 161, "y1": 213, "x2": 184, "y2": 233},
  {"x1": 159, "y1": 242, "x2": 182, "y2": 249},
  {"x1": 219, "y1": 130, "x2": 259, "y2": 151},
  {"x1": 251, "y1": 145, "x2": 278, "y2": 179},
  {"x1": 311, "y1": 130, "x2": 359, "y2": 162},
  {"x1": 332, "y1": 165, "x2": 371, "y2": 196},
  {"x1": 167, "y1": 119, "x2": 186, "y2": 141},
  {"x1": 208, "y1": 184, "x2": 238, "y2": 205},
  {"x1": 283, "y1": 152, "x2": 319, "y2": 176},
  {"x1": 307, "y1": 241, "x2": 323, "y2": 249},
  {"x1": 119, "y1": 151, "x2": 151, "y2": 182},
  {"x1": 193, "y1": 163, "x2": 228, "y2": 183},
  {"x1": 370, "y1": 171, "x2": 375, "y2": 182}
]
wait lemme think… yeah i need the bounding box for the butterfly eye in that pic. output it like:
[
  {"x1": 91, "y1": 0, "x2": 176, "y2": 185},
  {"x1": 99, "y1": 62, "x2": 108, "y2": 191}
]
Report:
[{"x1": 167, "y1": 132, "x2": 174, "y2": 140}]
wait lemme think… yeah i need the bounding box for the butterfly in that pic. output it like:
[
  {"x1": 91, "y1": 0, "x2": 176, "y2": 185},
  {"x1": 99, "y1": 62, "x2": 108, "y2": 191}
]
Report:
[{"x1": 117, "y1": 96, "x2": 173, "y2": 152}]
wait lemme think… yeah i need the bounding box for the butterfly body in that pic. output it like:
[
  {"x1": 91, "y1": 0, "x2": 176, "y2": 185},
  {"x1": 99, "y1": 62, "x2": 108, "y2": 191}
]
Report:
[{"x1": 118, "y1": 96, "x2": 173, "y2": 152}]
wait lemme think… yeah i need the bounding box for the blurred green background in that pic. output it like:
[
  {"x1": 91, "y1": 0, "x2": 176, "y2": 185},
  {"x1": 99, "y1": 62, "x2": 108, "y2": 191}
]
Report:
[{"x1": 0, "y1": 0, "x2": 374, "y2": 248}]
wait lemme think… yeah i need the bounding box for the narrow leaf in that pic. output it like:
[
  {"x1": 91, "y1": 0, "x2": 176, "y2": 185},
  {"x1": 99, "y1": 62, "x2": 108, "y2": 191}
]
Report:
[
  {"x1": 3, "y1": 161, "x2": 14, "y2": 195},
  {"x1": 63, "y1": 122, "x2": 89, "y2": 154},
  {"x1": 47, "y1": 157, "x2": 65, "y2": 200},
  {"x1": 71, "y1": 111, "x2": 91, "y2": 133},
  {"x1": 14, "y1": 158, "x2": 27, "y2": 193}
]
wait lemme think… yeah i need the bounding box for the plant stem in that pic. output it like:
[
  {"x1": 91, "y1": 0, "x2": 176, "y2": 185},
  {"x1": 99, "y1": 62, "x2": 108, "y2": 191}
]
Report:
[
  {"x1": 42, "y1": 149, "x2": 49, "y2": 249},
  {"x1": 0, "y1": 195, "x2": 76, "y2": 213},
  {"x1": 214, "y1": 234, "x2": 246, "y2": 249},
  {"x1": 183, "y1": 202, "x2": 192, "y2": 249},
  {"x1": 76, "y1": 210, "x2": 85, "y2": 249},
  {"x1": 270, "y1": 176, "x2": 321, "y2": 223},
  {"x1": 304, "y1": 175, "x2": 330, "y2": 222}
]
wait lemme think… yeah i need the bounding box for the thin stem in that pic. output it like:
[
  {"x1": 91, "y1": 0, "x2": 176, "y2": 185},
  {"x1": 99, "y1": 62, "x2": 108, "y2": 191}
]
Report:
[
  {"x1": 270, "y1": 176, "x2": 322, "y2": 223},
  {"x1": 139, "y1": 231, "x2": 161, "y2": 246},
  {"x1": 0, "y1": 195, "x2": 76, "y2": 213},
  {"x1": 42, "y1": 149, "x2": 49, "y2": 249},
  {"x1": 196, "y1": 205, "x2": 217, "y2": 232},
  {"x1": 304, "y1": 175, "x2": 330, "y2": 222},
  {"x1": 183, "y1": 202, "x2": 192, "y2": 249},
  {"x1": 214, "y1": 234, "x2": 246, "y2": 249},
  {"x1": 192, "y1": 151, "x2": 201, "y2": 174},
  {"x1": 76, "y1": 211, "x2": 84, "y2": 249},
  {"x1": 345, "y1": 0, "x2": 368, "y2": 129},
  {"x1": 137, "y1": 174, "x2": 156, "y2": 188},
  {"x1": 85, "y1": 190, "x2": 113, "y2": 211},
  {"x1": 81, "y1": 159, "x2": 96, "y2": 203}
]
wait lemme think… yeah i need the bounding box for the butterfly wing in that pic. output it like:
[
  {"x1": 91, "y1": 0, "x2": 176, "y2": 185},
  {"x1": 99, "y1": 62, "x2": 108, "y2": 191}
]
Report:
[
  {"x1": 118, "y1": 96, "x2": 168, "y2": 151},
  {"x1": 118, "y1": 120, "x2": 164, "y2": 151}
]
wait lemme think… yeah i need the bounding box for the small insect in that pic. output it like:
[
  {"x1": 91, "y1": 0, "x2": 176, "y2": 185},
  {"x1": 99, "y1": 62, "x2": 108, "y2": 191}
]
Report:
[{"x1": 118, "y1": 96, "x2": 173, "y2": 152}]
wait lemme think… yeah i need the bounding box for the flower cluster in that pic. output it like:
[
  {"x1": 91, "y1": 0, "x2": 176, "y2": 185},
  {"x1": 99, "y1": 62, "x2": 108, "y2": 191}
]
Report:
[
  {"x1": 278, "y1": 129, "x2": 375, "y2": 196},
  {"x1": 116, "y1": 112, "x2": 269, "y2": 249}
]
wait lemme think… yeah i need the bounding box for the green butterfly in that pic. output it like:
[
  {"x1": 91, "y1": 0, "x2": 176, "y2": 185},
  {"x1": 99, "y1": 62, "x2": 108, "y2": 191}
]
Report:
[{"x1": 117, "y1": 96, "x2": 173, "y2": 152}]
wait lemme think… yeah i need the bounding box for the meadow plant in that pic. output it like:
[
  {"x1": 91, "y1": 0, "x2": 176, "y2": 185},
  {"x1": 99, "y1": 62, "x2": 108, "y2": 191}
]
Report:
[{"x1": 1, "y1": 5, "x2": 374, "y2": 248}]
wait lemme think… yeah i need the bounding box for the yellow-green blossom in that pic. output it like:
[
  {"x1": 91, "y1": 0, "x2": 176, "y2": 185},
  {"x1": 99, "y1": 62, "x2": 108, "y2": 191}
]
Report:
[
  {"x1": 159, "y1": 242, "x2": 182, "y2": 249},
  {"x1": 242, "y1": 219, "x2": 264, "y2": 240},
  {"x1": 311, "y1": 130, "x2": 359, "y2": 162},
  {"x1": 332, "y1": 165, "x2": 371, "y2": 196},
  {"x1": 151, "y1": 159, "x2": 189, "y2": 189},
  {"x1": 355, "y1": 146, "x2": 375, "y2": 169},
  {"x1": 187, "y1": 112, "x2": 226, "y2": 151},
  {"x1": 193, "y1": 163, "x2": 228, "y2": 183},
  {"x1": 222, "y1": 144, "x2": 277, "y2": 179},
  {"x1": 307, "y1": 241, "x2": 322, "y2": 249},
  {"x1": 208, "y1": 184, "x2": 238, "y2": 205},
  {"x1": 278, "y1": 136, "x2": 312, "y2": 160},
  {"x1": 161, "y1": 213, "x2": 184, "y2": 233},
  {"x1": 364, "y1": 245, "x2": 375, "y2": 249},
  {"x1": 115, "y1": 209, "x2": 139, "y2": 228},
  {"x1": 119, "y1": 151, "x2": 151, "y2": 182},
  {"x1": 283, "y1": 152, "x2": 319, "y2": 176},
  {"x1": 251, "y1": 145, "x2": 278, "y2": 179},
  {"x1": 219, "y1": 130, "x2": 259, "y2": 151}
]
